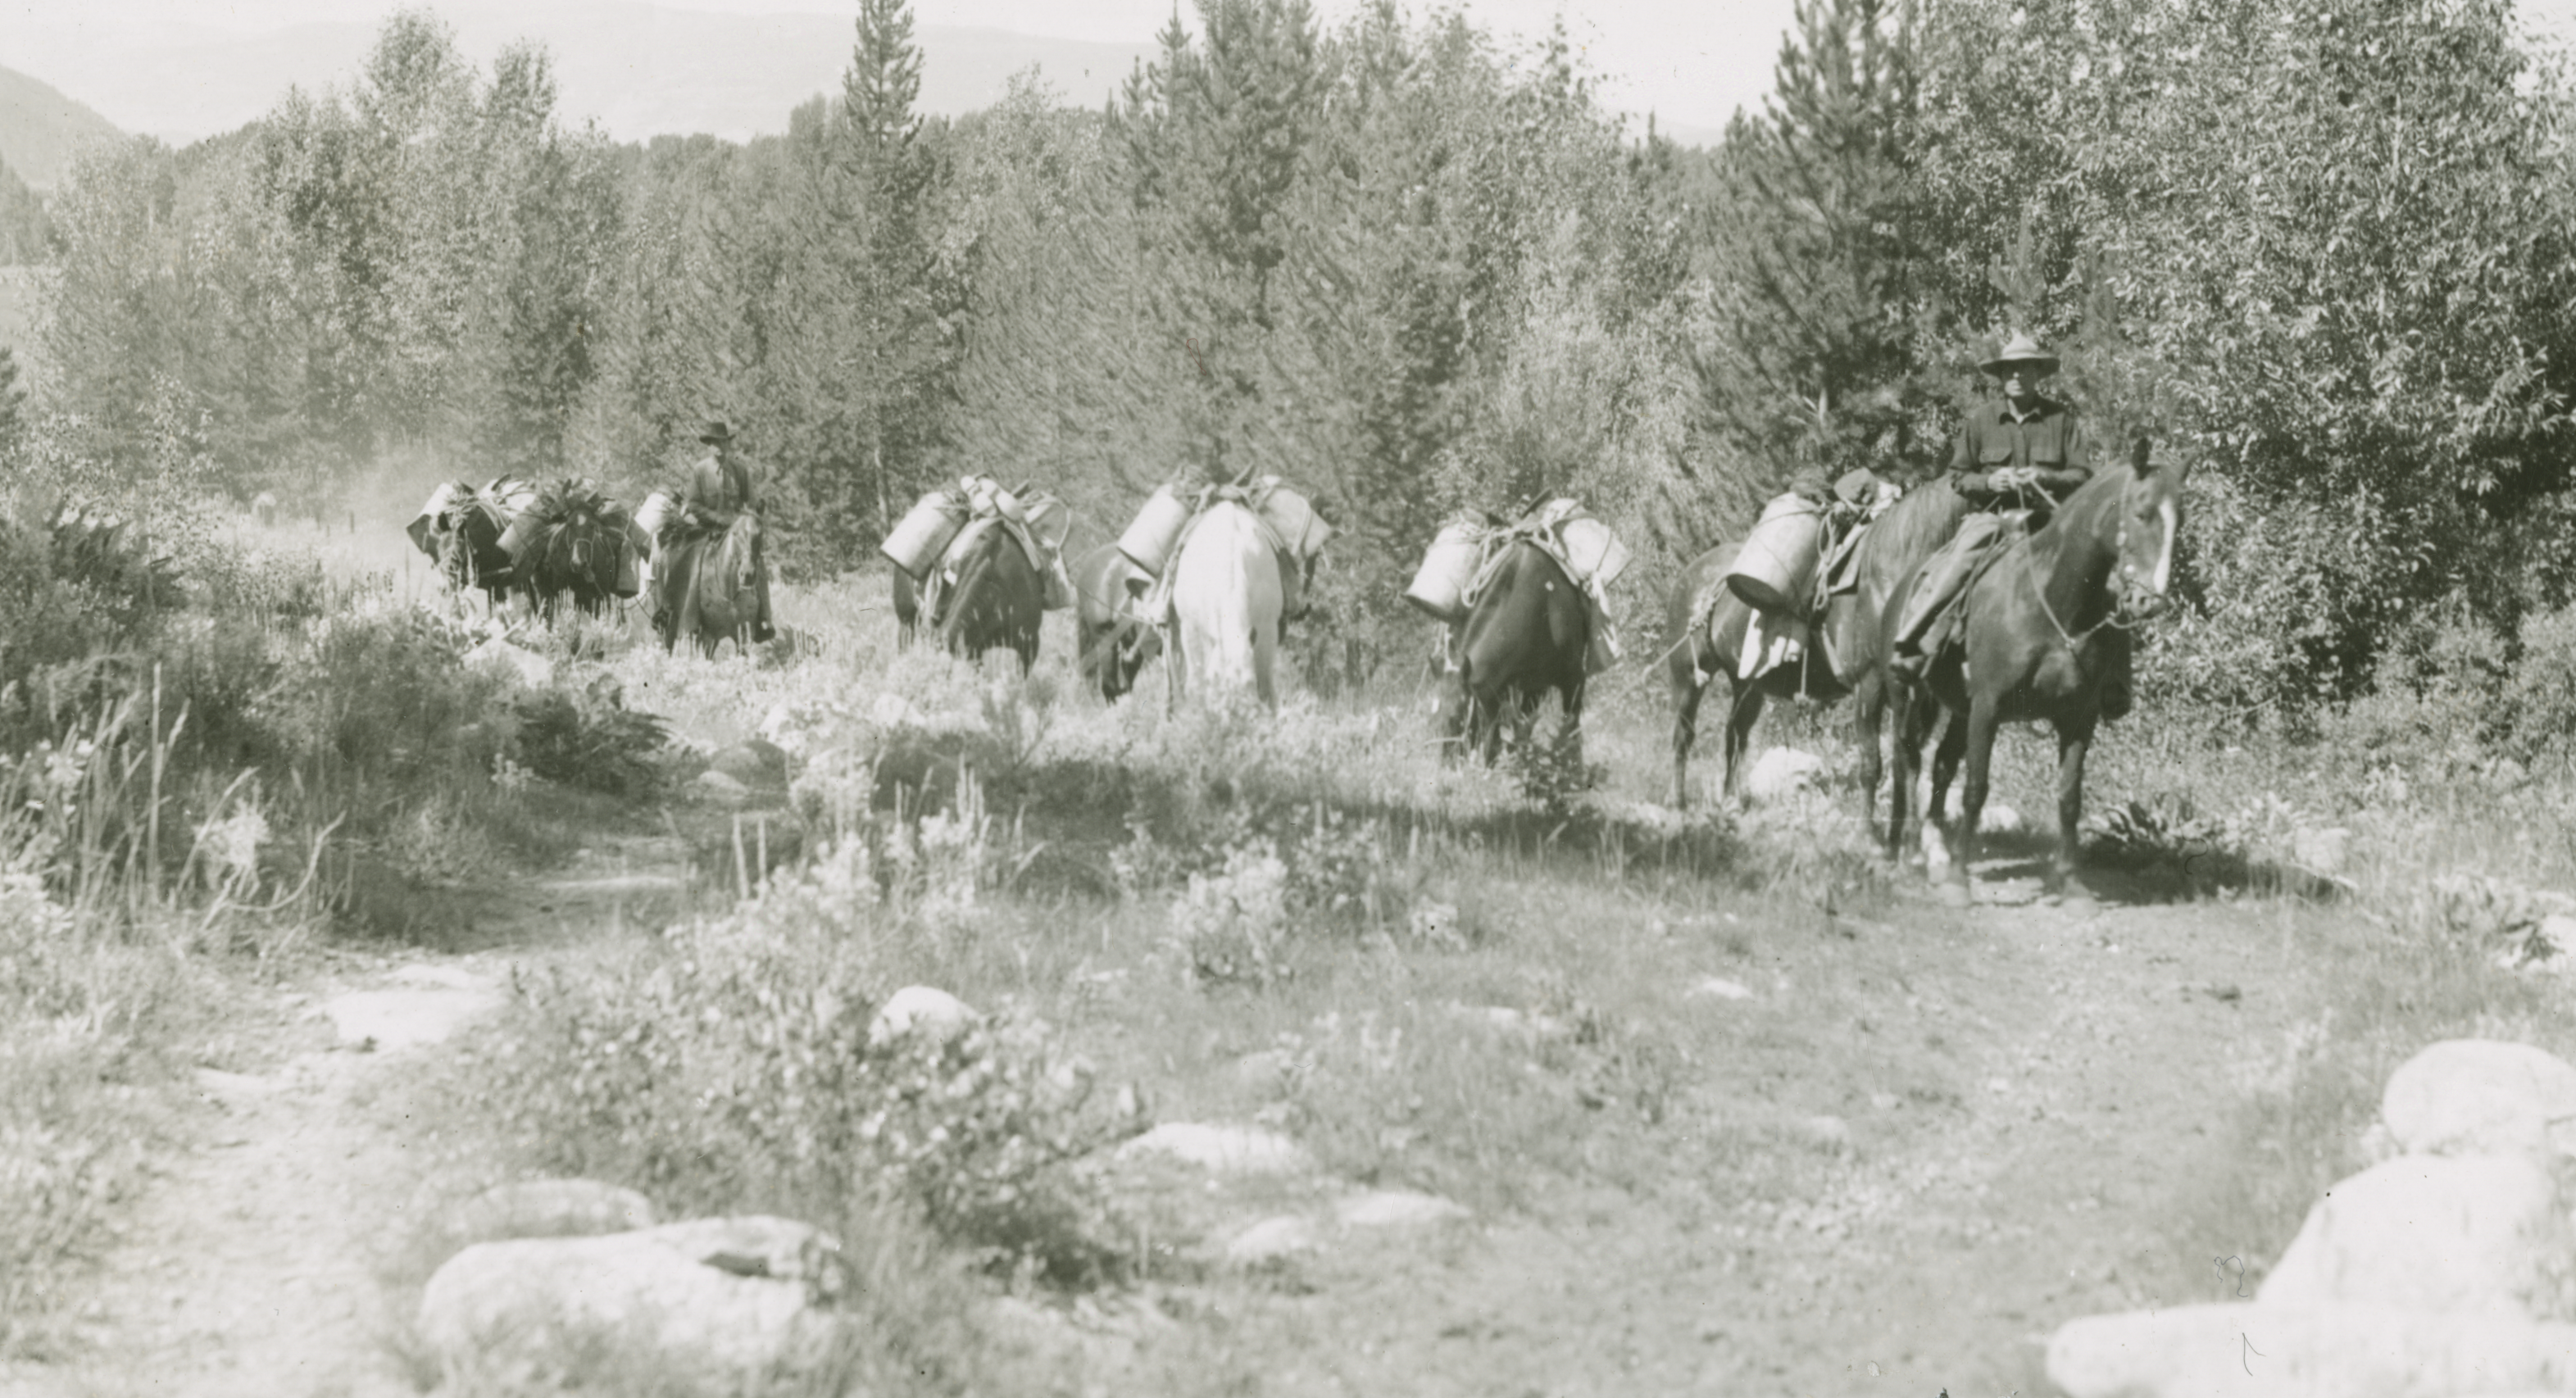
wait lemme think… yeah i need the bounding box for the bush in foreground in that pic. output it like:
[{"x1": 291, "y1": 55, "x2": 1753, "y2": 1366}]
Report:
[{"x1": 481, "y1": 836, "x2": 1143, "y2": 1288}]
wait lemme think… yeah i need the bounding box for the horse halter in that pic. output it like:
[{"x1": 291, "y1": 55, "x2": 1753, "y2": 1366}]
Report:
[{"x1": 2026, "y1": 485, "x2": 2176, "y2": 647}]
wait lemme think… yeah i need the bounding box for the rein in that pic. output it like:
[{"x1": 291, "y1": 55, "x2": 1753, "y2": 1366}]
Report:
[{"x1": 2013, "y1": 486, "x2": 2147, "y2": 651}]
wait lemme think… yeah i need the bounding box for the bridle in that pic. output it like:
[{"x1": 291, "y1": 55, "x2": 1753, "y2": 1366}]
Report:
[{"x1": 2019, "y1": 479, "x2": 2175, "y2": 648}]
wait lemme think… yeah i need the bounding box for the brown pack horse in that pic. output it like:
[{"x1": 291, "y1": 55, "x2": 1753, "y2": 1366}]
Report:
[
  {"x1": 1442, "y1": 540, "x2": 1592, "y2": 768},
  {"x1": 1665, "y1": 543, "x2": 1866, "y2": 807},
  {"x1": 1879, "y1": 438, "x2": 2186, "y2": 906},
  {"x1": 656, "y1": 514, "x2": 762, "y2": 659}
]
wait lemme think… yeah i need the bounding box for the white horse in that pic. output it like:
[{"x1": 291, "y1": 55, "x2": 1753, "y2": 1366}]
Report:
[{"x1": 1169, "y1": 500, "x2": 1285, "y2": 709}]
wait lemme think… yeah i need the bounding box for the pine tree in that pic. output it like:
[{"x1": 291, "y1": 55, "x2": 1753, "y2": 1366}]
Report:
[{"x1": 1697, "y1": 0, "x2": 1937, "y2": 502}]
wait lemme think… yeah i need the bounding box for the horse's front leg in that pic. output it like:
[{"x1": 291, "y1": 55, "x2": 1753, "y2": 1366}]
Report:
[
  {"x1": 1722, "y1": 679, "x2": 1765, "y2": 807},
  {"x1": 1670, "y1": 669, "x2": 1706, "y2": 810},
  {"x1": 1883, "y1": 683, "x2": 1919, "y2": 865},
  {"x1": 1561, "y1": 680, "x2": 1588, "y2": 784},
  {"x1": 1852, "y1": 666, "x2": 1886, "y2": 845},
  {"x1": 1942, "y1": 695, "x2": 2000, "y2": 906},
  {"x1": 1929, "y1": 706, "x2": 1967, "y2": 842},
  {"x1": 2052, "y1": 719, "x2": 2098, "y2": 908}
]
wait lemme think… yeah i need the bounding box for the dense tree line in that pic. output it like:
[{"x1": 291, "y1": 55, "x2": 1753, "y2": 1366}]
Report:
[{"x1": 16, "y1": 0, "x2": 2576, "y2": 709}]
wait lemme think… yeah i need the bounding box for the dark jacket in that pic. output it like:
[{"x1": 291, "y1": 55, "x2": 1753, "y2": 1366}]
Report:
[{"x1": 1948, "y1": 394, "x2": 2089, "y2": 506}]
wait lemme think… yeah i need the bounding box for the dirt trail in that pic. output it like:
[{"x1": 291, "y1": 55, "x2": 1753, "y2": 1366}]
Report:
[{"x1": 0, "y1": 838, "x2": 691, "y2": 1398}]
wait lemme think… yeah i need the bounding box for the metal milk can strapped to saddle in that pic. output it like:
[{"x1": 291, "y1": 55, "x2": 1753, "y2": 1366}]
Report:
[
  {"x1": 888, "y1": 476, "x2": 1078, "y2": 611},
  {"x1": 1117, "y1": 476, "x2": 1332, "y2": 627},
  {"x1": 1725, "y1": 492, "x2": 1828, "y2": 620}
]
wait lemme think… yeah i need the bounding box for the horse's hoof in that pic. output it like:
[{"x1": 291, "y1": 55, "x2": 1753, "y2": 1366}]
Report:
[{"x1": 1935, "y1": 880, "x2": 1972, "y2": 909}]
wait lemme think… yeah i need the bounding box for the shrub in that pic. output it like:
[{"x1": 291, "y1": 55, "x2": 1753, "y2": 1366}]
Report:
[
  {"x1": 509, "y1": 674, "x2": 670, "y2": 797},
  {"x1": 484, "y1": 837, "x2": 1143, "y2": 1286},
  {"x1": 2501, "y1": 602, "x2": 2576, "y2": 762}
]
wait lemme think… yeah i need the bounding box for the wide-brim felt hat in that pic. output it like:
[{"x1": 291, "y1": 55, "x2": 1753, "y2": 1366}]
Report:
[
  {"x1": 1979, "y1": 332, "x2": 2060, "y2": 379},
  {"x1": 699, "y1": 419, "x2": 737, "y2": 444}
]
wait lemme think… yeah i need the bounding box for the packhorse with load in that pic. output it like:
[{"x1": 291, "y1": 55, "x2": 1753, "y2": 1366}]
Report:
[
  {"x1": 883, "y1": 476, "x2": 1076, "y2": 673},
  {"x1": 1664, "y1": 469, "x2": 1895, "y2": 806},
  {"x1": 1115, "y1": 474, "x2": 1331, "y2": 710},
  {"x1": 1407, "y1": 498, "x2": 1630, "y2": 769}
]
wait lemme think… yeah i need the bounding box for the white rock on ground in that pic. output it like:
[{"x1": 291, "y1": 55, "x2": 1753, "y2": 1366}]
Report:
[
  {"x1": 709, "y1": 739, "x2": 791, "y2": 789},
  {"x1": 440, "y1": 1179, "x2": 656, "y2": 1250},
  {"x1": 1224, "y1": 1215, "x2": 1320, "y2": 1264},
  {"x1": 464, "y1": 638, "x2": 553, "y2": 689},
  {"x1": 2257, "y1": 1153, "x2": 2576, "y2": 1319},
  {"x1": 320, "y1": 982, "x2": 501, "y2": 1053},
  {"x1": 866, "y1": 985, "x2": 981, "y2": 1049},
  {"x1": 2380, "y1": 1039, "x2": 2576, "y2": 1160},
  {"x1": 1744, "y1": 747, "x2": 1826, "y2": 803},
  {"x1": 418, "y1": 1215, "x2": 842, "y2": 1393},
  {"x1": 1115, "y1": 1123, "x2": 1315, "y2": 1177},
  {"x1": 1686, "y1": 977, "x2": 1754, "y2": 1001},
  {"x1": 1331, "y1": 1191, "x2": 1470, "y2": 1230},
  {"x1": 2048, "y1": 1301, "x2": 2576, "y2": 1398}
]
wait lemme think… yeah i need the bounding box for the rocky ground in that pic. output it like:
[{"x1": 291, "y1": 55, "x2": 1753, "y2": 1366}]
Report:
[
  {"x1": 0, "y1": 841, "x2": 692, "y2": 1398},
  {"x1": 0, "y1": 821, "x2": 2353, "y2": 1398}
]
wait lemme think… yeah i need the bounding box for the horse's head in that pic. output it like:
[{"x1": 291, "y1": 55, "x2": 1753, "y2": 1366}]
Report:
[{"x1": 2109, "y1": 436, "x2": 2189, "y2": 624}]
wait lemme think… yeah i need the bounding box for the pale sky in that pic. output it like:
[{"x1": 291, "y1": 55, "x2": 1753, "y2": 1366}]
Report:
[
  {"x1": 7, "y1": 0, "x2": 2576, "y2": 147},
  {"x1": 1, "y1": 0, "x2": 1802, "y2": 143}
]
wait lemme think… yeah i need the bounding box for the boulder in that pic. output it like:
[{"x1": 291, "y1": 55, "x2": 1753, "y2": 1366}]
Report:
[
  {"x1": 2048, "y1": 1302, "x2": 2576, "y2": 1398},
  {"x1": 1224, "y1": 1215, "x2": 1319, "y2": 1265},
  {"x1": 2258, "y1": 1154, "x2": 2576, "y2": 1319},
  {"x1": 465, "y1": 638, "x2": 553, "y2": 690},
  {"x1": 709, "y1": 739, "x2": 791, "y2": 790},
  {"x1": 1115, "y1": 1123, "x2": 1315, "y2": 1177},
  {"x1": 1744, "y1": 747, "x2": 1826, "y2": 803},
  {"x1": 2380, "y1": 1039, "x2": 2576, "y2": 1160},
  {"x1": 865, "y1": 986, "x2": 981, "y2": 1049},
  {"x1": 418, "y1": 1215, "x2": 843, "y2": 1395},
  {"x1": 694, "y1": 769, "x2": 752, "y2": 806},
  {"x1": 1331, "y1": 1191, "x2": 1470, "y2": 1230},
  {"x1": 440, "y1": 1179, "x2": 656, "y2": 1251}
]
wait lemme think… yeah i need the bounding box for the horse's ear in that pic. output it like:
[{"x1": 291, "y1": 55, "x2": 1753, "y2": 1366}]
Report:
[{"x1": 2130, "y1": 435, "x2": 2153, "y2": 475}]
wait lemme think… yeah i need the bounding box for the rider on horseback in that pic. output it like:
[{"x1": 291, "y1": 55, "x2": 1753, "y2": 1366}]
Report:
[
  {"x1": 1889, "y1": 333, "x2": 2089, "y2": 678},
  {"x1": 659, "y1": 418, "x2": 775, "y2": 644}
]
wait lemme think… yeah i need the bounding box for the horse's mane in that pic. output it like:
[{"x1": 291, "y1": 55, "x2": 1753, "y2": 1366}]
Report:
[
  {"x1": 2029, "y1": 457, "x2": 2142, "y2": 550},
  {"x1": 1856, "y1": 477, "x2": 1973, "y2": 593}
]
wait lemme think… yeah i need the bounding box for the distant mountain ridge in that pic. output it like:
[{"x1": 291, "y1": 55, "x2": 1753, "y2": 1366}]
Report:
[
  {"x1": 0, "y1": 7, "x2": 1157, "y2": 148},
  {"x1": 0, "y1": 64, "x2": 123, "y2": 192}
]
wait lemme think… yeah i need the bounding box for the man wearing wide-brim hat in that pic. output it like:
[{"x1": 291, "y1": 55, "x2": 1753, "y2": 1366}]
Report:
[
  {"x1": 658, "y1": 418, "x2": 775, "y2": 644},
  {"x1": 1890, "y1": 332, "x2": 2093, "y2": 675}
]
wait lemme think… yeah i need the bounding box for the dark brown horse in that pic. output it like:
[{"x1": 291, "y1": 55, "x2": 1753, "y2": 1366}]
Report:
[
  {"x1": 1664, "y1": 543, "x2": 1866, "y2": 807},
  {"x1": 891, "y1": 566, "x2": 921, "y2": 649},
  {"x1": 935, "y1": 522, "x2": 1043, "y2": 673},
  {"x1": 1441, "y1": 540, "x2": 1591, "y2": 767},
  {"x1": 1844, "y1": 478, "x2": 1976, "y2": 847},
  {"x1": 1881, "y1": 439, "x2": 2187, "y2": 906},
  {"x1": 1072, "y1": 542, "x2": 1161, "y2": 701}
]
